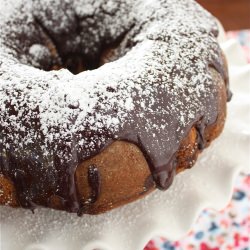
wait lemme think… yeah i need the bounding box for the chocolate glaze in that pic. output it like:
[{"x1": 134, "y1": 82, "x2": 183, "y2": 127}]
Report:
[
  {"x1": 195, "y1": 118, "x2": 206, "y2": 150},
  {"x1": 76, "y1": 165, "x2": 101, "y2": 215},
  {"x1": 143, "y1": 175, "x2": 155, "y2": 192},
  {"x1": 87, "y1": 165, "x2": 101, "y2": 204},
  {"x1": 0, "y1": 0, "x2": 231, "y2": 214}
]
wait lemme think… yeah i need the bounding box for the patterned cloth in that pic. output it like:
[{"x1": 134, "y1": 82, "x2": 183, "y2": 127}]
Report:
[
  {"x1": 144, "y1": 30, "x2": 250, "y2": 250},
  {"x1": 227, "y1": 30, "x2": 250, "y2": 63}
]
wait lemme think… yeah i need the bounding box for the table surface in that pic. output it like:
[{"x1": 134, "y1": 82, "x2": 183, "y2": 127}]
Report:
[{"x1": 197, "y1": 0, "x2": 250, "y2": 31}]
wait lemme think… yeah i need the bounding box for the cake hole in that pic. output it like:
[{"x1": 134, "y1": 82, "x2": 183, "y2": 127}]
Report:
[
  {"x1": 30, "y1": 22, "x2": 127, "y2": 74},
  {"x1": 29, "y1": 17, "x2": 134, "y2": 74},
  {"x1": 28, "y1": 44, "x2": 111, "y2": 74},
  {"x1": 29, "y1": 40, "x2": 126, "y2": 75}
]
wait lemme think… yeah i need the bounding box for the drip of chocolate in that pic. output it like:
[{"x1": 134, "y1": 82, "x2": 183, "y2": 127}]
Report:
[
  {"x1": 87, "y1": 165, "x2": 101, "y2": 204},
  {"x1": 195, "y1": 118, "x2": 206, "y2": 150},
  {"x1": 77, "y1": 164, "x2": 101, "y2": 215}
]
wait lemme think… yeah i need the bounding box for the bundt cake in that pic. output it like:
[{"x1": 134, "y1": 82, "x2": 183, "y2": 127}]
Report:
[{"x1": 0, "y1": 0, "x2": 231, "y2": 215}]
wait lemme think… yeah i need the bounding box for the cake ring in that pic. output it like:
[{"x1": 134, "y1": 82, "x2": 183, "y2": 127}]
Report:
[{"x1": 0, "y1": 0, "x2": 231, "y2": 215}]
